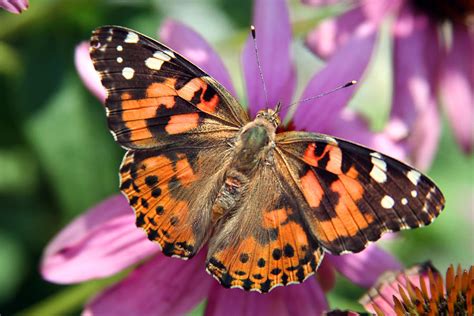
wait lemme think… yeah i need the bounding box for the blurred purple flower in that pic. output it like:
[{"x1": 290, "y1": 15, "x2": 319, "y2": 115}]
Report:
[
  {"x1": 304, "y1": 0, "x2": 474, "y2": 170},
  {"x1": 0, "y1": 0, "x2": 28, "y2": 14},
  {"x1": 44, "y1": 0, "x2": 406, "y2": 314}
]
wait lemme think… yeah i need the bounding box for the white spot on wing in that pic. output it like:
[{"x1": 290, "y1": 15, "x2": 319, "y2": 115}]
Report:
[
  {"x1": 164, "y1": 49, "x2": 176, "y2": 58},
  {"x1": 381, "y1": 195, "x2": 395, "y2": 209},
  {"x1": 370, "y1": 152, "x2": 382, "y2": 159},
  {"x1": 370, "y1": 156, "x2": 387, "y2": 183},
  {"x1": 122, "y1": 67, "x2": 135, "y2": 80},
  {"x1": 411, "y1": 190, "x2": 417, "y2": 197},
  {"x1": 407, "y1": 170, "x2": 421, "y2": 185},
  {"x1": 153, "y1": 51, "x2": 172, "y2": 61},
  {"x1": 124, "y1": 32, "x2": 139, "y2": 43},
  {"x1": 401, "y1": 198, "x2": 408, "y2": 205},
  {"x1": 116, "y1": 57, "x2": 123, "y2": 63},
  {"x1": 117, "y1": 45, "x2": 123, "y2": 51},
  {"x1": 145, "y1": 57, "x2": 165, "y2": 70}
]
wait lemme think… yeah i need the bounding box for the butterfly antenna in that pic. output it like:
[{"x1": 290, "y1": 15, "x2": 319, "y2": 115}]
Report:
[
  {"x1": 251, "y1": 25, "x2": 269, "y2": 108},
  {"x1": 282, "y1": 80, "x2": 357, "y2": 111}
]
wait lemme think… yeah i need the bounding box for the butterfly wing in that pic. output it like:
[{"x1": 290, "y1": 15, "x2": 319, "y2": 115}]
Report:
[
  {"x1": 90, "y1": 26, "x2": 249, "y2": 150},
  {"x1": 206, "y1": 153, "x2": 324, "y2": 293},
  {"x1": 90, "y1": 26, "x2": 249, "y2": 258},
  {"x1": 275, "y1": 131, "x2": 445, "y2": 255},
  {"x1": 120, "y1": 142, "x2": 236, "y2": 258}
]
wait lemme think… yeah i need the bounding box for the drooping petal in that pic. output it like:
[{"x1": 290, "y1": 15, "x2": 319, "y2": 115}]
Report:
[
  {"x1": 159, "y1": 19, "x2": 237, "y2": 97},
  {"x1": 388, "y1": 4, "x2": 441, "y2": 170},
  {"x1": 440, "y1": 24, "x2": 474, "y2": 153},
  {"x1": 84, "y1": 251, "x2": 212, "y2": 316},
  {"x1": 75, "y1": 42, "x2": 106, "y2": 103},
  {"x1": 305, "y1": 0, "x2": 396, "y2": 59},
  {"x1": 205, "y1": 278, "x2": 328, "y2": 316},
  {"x1": 326, "y1": 244, "x2": 402, "y2": 288},
  {"x1": 325, "y1": 109, "x2": 407, "y2": 160},
  {"x1": 293, "y1": 25, "x2": 377, "y2": 134},
  {"x1": 0, "y1": 0, "x2": 28, "y2": 14},
  {"x1": 242, "y1": 0, "x2": 296, "y2": 119},
  {"x1": 41, "y1": 195, "x2": 158, "y2": 284}
]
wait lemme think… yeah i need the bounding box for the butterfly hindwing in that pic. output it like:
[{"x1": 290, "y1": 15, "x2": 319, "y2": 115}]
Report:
[
  {"x1": 90, "y1": 26, "x2": 249, "y2": 150},
  {"x1": 206, "y1": 152, "x2": 324, "y2": 293},
  {"x1": 120, "y1": 142, "x2": 235, "y2": 258},
  {"x1": 276, "y1": 131, "x2": 445, "y2": 255}
]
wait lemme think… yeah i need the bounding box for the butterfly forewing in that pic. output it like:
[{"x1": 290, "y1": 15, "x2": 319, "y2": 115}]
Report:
[
  {"x1": 276, "y1": 131, "x2": 445, "y2": 254},
  {"x1": 90, "y1": 26, "x2": 249, "y2": 150}
]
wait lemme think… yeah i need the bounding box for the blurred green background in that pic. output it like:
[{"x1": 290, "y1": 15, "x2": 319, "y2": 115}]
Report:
[{"x1": 0, "y1": 0, "x2": 472, "y2": 314}]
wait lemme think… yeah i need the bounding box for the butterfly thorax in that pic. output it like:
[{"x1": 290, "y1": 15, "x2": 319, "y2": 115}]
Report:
[{"x1": 210, "y1": 111, "x2": 278, "y2": 223}]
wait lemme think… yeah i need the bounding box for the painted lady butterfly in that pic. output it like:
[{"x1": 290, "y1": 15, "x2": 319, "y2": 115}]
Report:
[{"x1": 90, "y1": 26, "x2": 445, "y2": 293}]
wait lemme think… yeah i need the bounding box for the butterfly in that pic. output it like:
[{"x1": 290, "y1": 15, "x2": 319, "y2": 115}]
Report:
[{"x1": 89, "y1": 26, "x2": 445, "y2": 293}]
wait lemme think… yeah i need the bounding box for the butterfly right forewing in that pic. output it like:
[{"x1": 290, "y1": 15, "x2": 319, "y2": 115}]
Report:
[{"x1": 276, "y1": 131, "x2": 445, "y2": 255}]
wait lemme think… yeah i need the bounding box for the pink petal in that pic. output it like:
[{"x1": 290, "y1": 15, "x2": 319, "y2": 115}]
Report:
[
  {"x1": 242, "y1": 0, "x2": 296, "y2": 119},
  {"x1": 41, "y1": 195, "x2": 158, "y2": 284},
  {"x1": 159, "y1": 19, "x2": 237, "y2": 97},
  {"x1": 293, "y1": 24, "x2": 377, "y2": 132},
  {"x1": 84, "y1": 251, "x2": 212, "y2": 316},
  {"x1": 361, "y1": 262, "x2": 438, "y2": 314},
  {"x1": 305, "y1": 0, "x2": 396, "y2": 60},
  {"x1": 440, "y1": 24, "x2": 474, "y2": 153},
  {"x1": 205, "y1": 278, "x2": 328, "y2": 316},
  {"x1": 75, "y1": 42, "x2": 106, "y2": 103},
  {"x1": 326, "y1": 244, "x2": 402, "y2": 288},
  {"x1": 388, "y1": 4, "x2": 441, "y2": 170},
  {"x1": 325, "y1": 109, "x2": 407, "y2": 160},
  {"x1": 0, "y1": 0, "x2": 28, "y2": 13}
]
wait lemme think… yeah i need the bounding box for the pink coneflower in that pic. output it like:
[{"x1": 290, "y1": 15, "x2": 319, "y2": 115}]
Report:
[
  {"x1": 43, "y1": 0, "x2": 404, "y2": 313},
  {"x1": 0, "y1": 0, "x2": 28, "y2": 14},
  {"x1": 362, "y1": 262, "x2": 473, "y2": 315},
  {"x1": 303, "y1": 0, "x2": 474, "y2": 170}
]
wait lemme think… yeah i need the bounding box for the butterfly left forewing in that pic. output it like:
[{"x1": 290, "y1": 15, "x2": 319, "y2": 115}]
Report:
[
  {"x1": 90, "y1": 26, "x2": 249, "y2": 150},
  {"x1": 276, "y1": 131, "x2": 445, "y2": 255}
]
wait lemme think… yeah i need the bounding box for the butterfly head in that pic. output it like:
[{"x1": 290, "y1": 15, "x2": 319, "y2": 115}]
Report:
[{"x1": 256, "y1": 106, "x2": 281, "y2": 128}]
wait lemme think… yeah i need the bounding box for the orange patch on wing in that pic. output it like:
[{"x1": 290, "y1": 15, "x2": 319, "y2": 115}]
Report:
[
  {"x1": 300, "y1": 170, "x2": 324, "y2": 208},
  {"x1": 177, "y1": 77, "x2": 220, "y2": 113},
  {"x1": 165, "y1": 113, "x2": 199, "y2": 134},
  {"x1": 121, "y1": 92, "x2": 132, "y2": 100},
  {"x1": 345, "y1": 165, "x2": 359, "y2": 178},
  {"x1": 146, "y1": 78, "x2": 177, "y2": 98},
  {"x1": 122, "y1": 106, "x2": 158, "y2": 121},
  {"x1": 303, "y1": 144, "x2": 343, "y2": 174},
  {"x1": 263, "y1": 208, "x2": 290, "y2": 229},
  {"x1": 175, "y1": 154, "x2": 197, "y2": 186},
  {"x1": 326, "y1": 146, "x2": 342, "y2": 174}
]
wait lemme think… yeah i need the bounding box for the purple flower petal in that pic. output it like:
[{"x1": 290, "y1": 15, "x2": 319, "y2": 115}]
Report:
[
  {"x1": 205, "y1": 278, "x2": 328, "y2": 316},
  {"x1": 325, "y1": 109, "x2": 407, "y2": 160},
  {"x1": 305, "y1": 6, "x2": 367, "y2": 60},
  {"x1": 242, "y1": 0, "x2": 296, "y2": 119},
  {"x1": 159, "y1": 19, "x2": 237, "y2": 97},
  {"x1": 440, "y1": 24, "x2": 474, "y2": 153},
  {"x1": 326, "y1": 244, "x2": 402, "y2": 288},
  {"x1": 84, "y1": 251, "x2": 212, "y2": 316},
  {"x1": 75, "y1": 42, "x2": 106, "y2": 103},
  {"x1": 305, "y1": 0, "x2": 399, "y2": 59},
  {"x1": 41, "y1": 195, "x2": 158, "y2": 284},
  {"x1": 0, "y1": 0, "x2": 28, "y2": 14},
  {"x1": 388, "y1": 5, "x2": 441, "y2": 170},
  {"x1": 293, "y1": 26, "x2": 377, "y2": 133}
]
